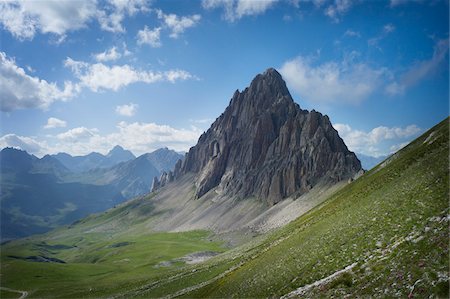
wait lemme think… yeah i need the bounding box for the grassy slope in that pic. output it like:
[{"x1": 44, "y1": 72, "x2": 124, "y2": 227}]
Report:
[
  {"x1": 1, "y1": 226, "x2": 225, "y2": 298},
  {"x1": 122, "y1": 117, "x2": 448, "y2": 298},
  {"x1": 1, "y1": 118, "x2": 448, "y2": 298}
]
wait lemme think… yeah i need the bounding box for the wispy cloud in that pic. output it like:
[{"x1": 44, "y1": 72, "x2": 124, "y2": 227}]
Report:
[
  {"x1": 368, "y1": 23, "x2": 396, "y2": 50},
  {"x1": 324, "y1": 0, "x2": 353, "y2": 22},
  {"x1": 386, "y1": 38, "x2": 449, "y2": 95},
  {"x1": 280, "y1": 53, "x2": 389, "y2": 104},
  {"x1": 344, "y1": 29, "x2": 360, "y2": 38}
]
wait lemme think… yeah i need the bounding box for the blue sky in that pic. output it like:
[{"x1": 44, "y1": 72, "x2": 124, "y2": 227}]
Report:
[{"x1": 0, "y1": 0, "x2": 448, "y2": 158}]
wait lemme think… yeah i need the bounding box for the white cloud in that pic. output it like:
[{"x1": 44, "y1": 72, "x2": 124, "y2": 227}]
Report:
[
  {"x1": 44, "y1": 117, "x2": 67, "y2": 129},
  {"x1": 202, "y1": 0, "x2": 278, "y2": 22},
  {"x1": 0, "y1": 52, "x2": 79, "y2": 111},
  {"x1": 156, "y1": 10, "x2": 201, "y2": 39},
  {"x1": 97, "y1": 0, "x2": 150, "y2": 33},
  {"x1": 0, "y1": 133, "x2": 46, "y2": 155},
  {"x1": 165, "y1": 69, "x2": 196, "y2": 83},
  {"x1": 344, "y1": 29, "x2": 360, "y2": 38},
  {"x1": 94, "y1": 46, "x2": 121, "y2": 62},
  {"x1": 116, "y1": 103, "x2": 138, "y2": 116},
  {"x1": 57, "y1": 127, "x2": 98, "y2": 142},
  {"x1": 333, "y1": 123, "x2": 421, "y2": 157},
  {"x1": 383, "y1": 23, "x2": 395, "y2": 33},
  {"x1": 64, "y1": 58, "x2": 195, "y2": 92},
  {"x1": 279, "y1": 54, "x2": 388, "y2": 104},
  {"x1": 386, "y1": 38, "x2": 449, "y2": 96},
  {"x1": 136, "y1": 26, "x2": 162, "y2": 47},
  {"x1": 324, "y1": 0, "x2": 353, "y2": 22},
  {"x1": 0, "y1": 0, "x2": 97, "y2": 40},
  {"x1": 0, "y1": 0, "x2": 151, "y2": 40},
  {"x1": 9, "y1": 121, "x2": 203, "y2": 157}
]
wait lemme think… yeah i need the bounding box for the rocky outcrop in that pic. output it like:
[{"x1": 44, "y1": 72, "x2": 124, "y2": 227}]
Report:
[{"x1": 153, "y1": 68, "x2": 361, "y2": 205}]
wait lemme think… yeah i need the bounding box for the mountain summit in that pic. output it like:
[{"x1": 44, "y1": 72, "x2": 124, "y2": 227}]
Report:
[{"x1": 155, "y1": 68, "x2": 361, "y2": 204}]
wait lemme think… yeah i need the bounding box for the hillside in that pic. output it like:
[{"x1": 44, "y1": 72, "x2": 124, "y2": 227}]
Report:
[{"x1": 1, "y1": 119, "x2": 447, "y2": 297}]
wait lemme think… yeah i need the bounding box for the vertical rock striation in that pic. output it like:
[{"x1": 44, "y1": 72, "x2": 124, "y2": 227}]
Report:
[{"x1": 154, "y1": 68, "x2": 361, "y2": 205}]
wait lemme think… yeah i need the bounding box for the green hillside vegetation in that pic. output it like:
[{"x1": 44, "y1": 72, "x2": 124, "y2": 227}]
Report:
[{"x1": 1, "y1": 118, "x2": 448, "y2": 298}]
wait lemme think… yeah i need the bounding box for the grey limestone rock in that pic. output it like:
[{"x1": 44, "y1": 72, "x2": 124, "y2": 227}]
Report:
[{"x1": 154, "y1": 68, "x2": 361, "y2": 205}]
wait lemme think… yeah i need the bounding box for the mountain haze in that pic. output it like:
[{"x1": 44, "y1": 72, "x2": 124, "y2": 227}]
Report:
[
  {"x1": 155, "y1": 68, "x2": 361, "y2": 204},
  {"x1": 52, "y1": 145, "x2": 136, "y2": 173},
  {"x1": 0, "y1": 147, "x2": 183, "y2": 240}
]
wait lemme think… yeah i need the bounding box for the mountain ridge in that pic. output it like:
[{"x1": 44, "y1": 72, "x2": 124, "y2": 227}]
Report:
[{"x1": 154, "y1": 68, "x2": 361, "y2": 204}]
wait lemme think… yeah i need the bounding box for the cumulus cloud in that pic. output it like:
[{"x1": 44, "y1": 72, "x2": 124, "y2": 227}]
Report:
[
  {"x1": 0, "y1": 0, "x2": 150, "y2": 40},
  {"x1": 156, "y1": 9, "x2": 201, "y2": 38},
  {"x1": 116, "y1": 103, "x2": 138, "y2": 116},
  {"x1": 386, "y1": 38, "x2": 449, "y2": 96},
  {"x1": 333, "y1": 123, "x2": 421, "y2": 157},
  {"x1": 64, "y1": 58, "x2": 195, "y2": 92},
  {"x1": 56, "y1": 127, "x2": 98, "y2": 142},
  {"x1": 279, "y1": 54, "x2": 388, "y2": 104},
  {"x1": 5, "y1": 121, "x2": 202, "y2": 157},
  {"x1": 0, "y1": 133, "x2": 46, "y2": 155},
  {"x1": 44, "y1": 117, "x2": 67, "y2": 129},
  {"x1": 136, "y1": 26, "x2": 162, "y2": 47},
  {"x1": 202, "y1": 0, "x2": 278, "y2": 22},
  {"x1": 97, "y1": 0, "x2": 150, "y2": 33},
  {"x1": 0, "y1": 52, "x2": 79, "y2": 111},
  {"x1": 0, "y1": 0, "x2": 97, "y2": 40},
  {"x1": 94, "y1": 46, "x2": 121, "y2": 62}
]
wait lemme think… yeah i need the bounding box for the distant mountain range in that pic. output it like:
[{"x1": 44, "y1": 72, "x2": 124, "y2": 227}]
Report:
[
  {"x1": 51, "y1": 145, "x2": 136, "y2": 173},
  {"x1": 356, "y1": 153, "x2": 388, "y2": 170},
  {"x1": 0, "y1": 146, "x2": 183, "y2": 241}
]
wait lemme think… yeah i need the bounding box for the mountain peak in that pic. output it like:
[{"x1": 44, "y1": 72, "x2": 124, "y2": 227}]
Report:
[
  {"x1": 154, "y1": 69, "x2": 361, "y2": 204},
  {"x1": 107, "y1": 145, "x2": 125, "y2": 155}
]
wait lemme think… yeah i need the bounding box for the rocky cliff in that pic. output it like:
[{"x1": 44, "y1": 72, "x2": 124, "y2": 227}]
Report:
[{"x1": 153, "y1": 68, "x2": 361, "y2": 204}]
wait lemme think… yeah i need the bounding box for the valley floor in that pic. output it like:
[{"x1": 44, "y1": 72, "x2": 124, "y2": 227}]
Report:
[{"x1": 1, "y1": 118, "x2": 448, "y2": 298}]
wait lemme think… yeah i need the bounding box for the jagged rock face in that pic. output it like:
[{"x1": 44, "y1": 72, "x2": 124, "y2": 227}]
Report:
[{"x1": 158, "y1": 68, "x2": 361, "y2": 205}]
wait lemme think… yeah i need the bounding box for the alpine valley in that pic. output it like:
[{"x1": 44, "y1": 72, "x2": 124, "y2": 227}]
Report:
[
  {"x1": 0, "y1": 146, "x2": 182, "y2": 240},
  {"x1": 1, "y1": 69, "x2": 448, "y2": 298}
]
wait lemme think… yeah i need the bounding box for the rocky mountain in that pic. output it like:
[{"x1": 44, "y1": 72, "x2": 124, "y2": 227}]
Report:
[
  {"x1": 0, "y1": 148, "x2": 125, "y2": 240},
  {"x1": 1, "y1": 147, "x2": 69, "y2": 177},
  {"x1": 52, "y1": 145, "x2": 136, "y2": 173},
  {"x1": 154, "y1": 68, "x2": 361, "y2": 204},
  {"x1": 0, "y1": 147, "x2": 182, "y2": 240},
  {"x1": 79, "y1": 148, "x2": 183, "y2": 198}
]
